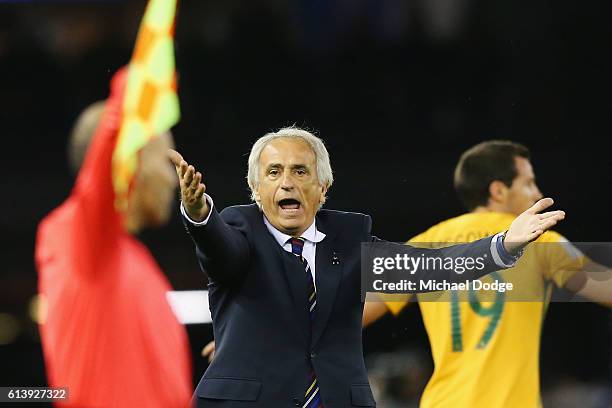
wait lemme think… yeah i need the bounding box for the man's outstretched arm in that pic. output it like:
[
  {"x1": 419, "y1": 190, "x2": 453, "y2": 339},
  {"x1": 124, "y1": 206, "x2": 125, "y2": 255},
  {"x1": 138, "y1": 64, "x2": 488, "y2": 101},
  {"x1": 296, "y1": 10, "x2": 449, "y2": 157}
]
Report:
[
  {"x1": 365, "y1": 198, "x2": 565, "y2": 288},
  {"x1": 168, "y1": 149, "x2": 250, "y2": 285}
]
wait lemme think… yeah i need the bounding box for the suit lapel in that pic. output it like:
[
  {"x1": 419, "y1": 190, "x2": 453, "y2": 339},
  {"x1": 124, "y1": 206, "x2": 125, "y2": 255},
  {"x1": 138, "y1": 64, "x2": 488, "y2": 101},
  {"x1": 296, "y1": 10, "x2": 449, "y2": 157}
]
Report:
[
  {"x1": 311, "y1": 217, "x2": 342, "y2": 348},
  {"x1": 252, "y1": 208, "x2": 343, "y2": 348},
  {"x1": 252, "y1": 208, "x2": 310, "y2": 346}
]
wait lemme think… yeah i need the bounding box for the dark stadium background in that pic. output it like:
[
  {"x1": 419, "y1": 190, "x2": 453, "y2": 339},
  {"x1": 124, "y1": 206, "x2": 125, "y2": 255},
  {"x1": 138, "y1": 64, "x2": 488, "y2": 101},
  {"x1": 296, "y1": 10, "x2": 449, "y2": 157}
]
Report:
[{"x1": 1, "y1": 0, "x2": 610, "y2": 405}]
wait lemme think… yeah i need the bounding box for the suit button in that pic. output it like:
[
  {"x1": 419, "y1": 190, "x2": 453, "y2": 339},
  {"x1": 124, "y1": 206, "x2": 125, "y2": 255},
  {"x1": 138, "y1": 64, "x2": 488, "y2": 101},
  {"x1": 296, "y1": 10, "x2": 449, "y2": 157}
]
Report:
[
  {"x1": 310, "y1": 352, "x2": 317, "y2": 359},
  {"x1": 292, "y1": 397, "x2": 301, "y2": 406}
]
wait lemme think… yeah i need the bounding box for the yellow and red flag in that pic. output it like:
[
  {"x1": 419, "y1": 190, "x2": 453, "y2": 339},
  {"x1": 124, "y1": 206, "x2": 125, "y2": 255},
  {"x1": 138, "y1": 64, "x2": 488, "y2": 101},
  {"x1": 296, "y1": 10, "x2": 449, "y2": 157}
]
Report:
[
  {"x1": 112, "y1": 0, "x2": 180, "y2": 213},
  {"x1": 35, "y1": 2, "x2": 192, "y2": 406}
]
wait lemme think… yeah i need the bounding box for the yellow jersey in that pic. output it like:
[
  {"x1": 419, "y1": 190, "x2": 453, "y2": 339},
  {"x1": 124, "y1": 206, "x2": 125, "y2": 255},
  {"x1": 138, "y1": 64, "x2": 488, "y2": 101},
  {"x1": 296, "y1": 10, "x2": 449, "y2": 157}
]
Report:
[{"x1": 385, "y1": 212, "x2": 584, "y2": 408}]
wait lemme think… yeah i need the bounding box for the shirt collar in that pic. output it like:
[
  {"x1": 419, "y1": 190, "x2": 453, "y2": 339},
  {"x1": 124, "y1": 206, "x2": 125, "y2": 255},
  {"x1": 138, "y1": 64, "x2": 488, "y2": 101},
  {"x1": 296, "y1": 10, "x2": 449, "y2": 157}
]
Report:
[{"x1": 263, "y1": 215, "x2": 326, "y2": 246}]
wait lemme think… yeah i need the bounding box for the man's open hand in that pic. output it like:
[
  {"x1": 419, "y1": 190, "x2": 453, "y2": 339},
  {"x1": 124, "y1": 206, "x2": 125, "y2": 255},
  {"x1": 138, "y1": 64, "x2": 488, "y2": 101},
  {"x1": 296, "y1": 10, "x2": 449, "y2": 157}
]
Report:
[
  {"x1": 168, "y1": 149, "x2": 209, "y2": 222},
  {"x1": 505, "y1": 198, "x2": 565, "y2": 253}
]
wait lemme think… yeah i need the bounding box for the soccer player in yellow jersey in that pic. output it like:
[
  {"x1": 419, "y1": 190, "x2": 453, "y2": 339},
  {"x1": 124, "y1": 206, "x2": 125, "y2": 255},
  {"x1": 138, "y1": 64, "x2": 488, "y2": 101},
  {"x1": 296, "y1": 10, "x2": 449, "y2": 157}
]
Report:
[{"x1": 364, "y1": 141, "x2": 611, "y2": 408}]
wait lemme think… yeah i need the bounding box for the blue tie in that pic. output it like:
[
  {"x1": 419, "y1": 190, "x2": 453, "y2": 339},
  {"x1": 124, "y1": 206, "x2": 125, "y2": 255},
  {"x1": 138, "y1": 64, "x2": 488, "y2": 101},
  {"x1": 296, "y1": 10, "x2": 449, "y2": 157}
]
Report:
[{"x1": 289, "y1": 237, "x2": 323, "y2": 408}]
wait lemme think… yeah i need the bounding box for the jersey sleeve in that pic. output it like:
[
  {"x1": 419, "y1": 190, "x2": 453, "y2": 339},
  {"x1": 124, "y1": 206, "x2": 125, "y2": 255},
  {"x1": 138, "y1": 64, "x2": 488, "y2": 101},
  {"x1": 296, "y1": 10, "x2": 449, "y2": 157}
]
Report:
[
  {"x1": 381, "y1": 294, "x2": 413, "y2": 315},
  {"x1": 537, "y1": 231, "x2": 587, "y2": 288}
]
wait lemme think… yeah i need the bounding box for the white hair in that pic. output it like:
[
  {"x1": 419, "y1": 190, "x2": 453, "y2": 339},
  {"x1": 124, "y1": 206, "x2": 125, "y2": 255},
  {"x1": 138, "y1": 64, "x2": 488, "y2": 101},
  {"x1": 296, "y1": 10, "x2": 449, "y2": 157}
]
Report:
[{"x1": 247, "y1": 126, "x2": 334, "y2": 204}]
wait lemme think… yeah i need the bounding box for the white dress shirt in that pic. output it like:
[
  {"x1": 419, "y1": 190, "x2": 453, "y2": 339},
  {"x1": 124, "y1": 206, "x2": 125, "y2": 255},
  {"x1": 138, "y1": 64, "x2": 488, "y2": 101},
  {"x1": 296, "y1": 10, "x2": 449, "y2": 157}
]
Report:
[{"x1": 262, "y1": 215, "x2": 326, "y2": 285}]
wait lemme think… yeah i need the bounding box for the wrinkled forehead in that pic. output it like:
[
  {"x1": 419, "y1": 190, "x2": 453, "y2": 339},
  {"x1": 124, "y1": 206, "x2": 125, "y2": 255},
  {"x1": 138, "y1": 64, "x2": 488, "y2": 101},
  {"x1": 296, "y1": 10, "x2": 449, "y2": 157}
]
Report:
[{"x1": 259, "y1": 137, "x2": 316, "y2": 168}]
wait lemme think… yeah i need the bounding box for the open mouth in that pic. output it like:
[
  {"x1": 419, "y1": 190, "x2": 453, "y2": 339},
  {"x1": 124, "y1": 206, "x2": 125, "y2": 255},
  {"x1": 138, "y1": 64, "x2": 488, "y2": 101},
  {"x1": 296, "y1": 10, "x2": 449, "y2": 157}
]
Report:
[{"x1": 278, "y1": 198, "x2": 301, "y2": 212}]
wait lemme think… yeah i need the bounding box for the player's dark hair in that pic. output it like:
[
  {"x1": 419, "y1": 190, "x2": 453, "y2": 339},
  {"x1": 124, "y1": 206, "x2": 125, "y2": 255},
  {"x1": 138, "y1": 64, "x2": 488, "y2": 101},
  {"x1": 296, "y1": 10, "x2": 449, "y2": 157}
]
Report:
[{"x1": 454, "y1": 140, "x2": 530, "y2": 211}]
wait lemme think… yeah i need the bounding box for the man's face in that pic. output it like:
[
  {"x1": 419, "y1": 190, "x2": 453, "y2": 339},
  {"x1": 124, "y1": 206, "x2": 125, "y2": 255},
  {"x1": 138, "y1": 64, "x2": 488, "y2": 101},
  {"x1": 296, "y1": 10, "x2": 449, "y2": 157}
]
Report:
[
  {"x1": 133, "y1": 132, "x2": 178, "y2": 227},
  {"x1": 504, "y1": 156, "x2": 543, "y2": 215},
  {"x1": 254, "y1": 138, "x2": 327, "y2": 236}
]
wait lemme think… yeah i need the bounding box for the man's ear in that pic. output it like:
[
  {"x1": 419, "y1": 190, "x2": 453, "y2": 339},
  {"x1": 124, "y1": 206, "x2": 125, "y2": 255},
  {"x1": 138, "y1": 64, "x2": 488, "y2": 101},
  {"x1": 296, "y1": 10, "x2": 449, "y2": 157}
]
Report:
[
  {"x1": 253, "y1": 189, "x2": 261, "y2": 203},
  {"x1": 319, "y1": 184, "x2": 328, "y2": 205},
  {"x1": 488, "y1": 180, "x2": 508, "y2": 203}
]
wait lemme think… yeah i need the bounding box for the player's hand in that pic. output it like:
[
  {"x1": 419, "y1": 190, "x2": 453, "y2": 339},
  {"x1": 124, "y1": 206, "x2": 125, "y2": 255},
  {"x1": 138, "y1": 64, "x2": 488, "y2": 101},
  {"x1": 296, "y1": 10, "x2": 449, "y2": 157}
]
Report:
[
  {"x1": 505, "y1": 198, "x2": 565, "y2": 254},
  {"x1": 201, "y1": 340, "x2": 216, "y2": 363},
  {"x1": 168, "y1": 149, "x2": 209, "y2": 221}
]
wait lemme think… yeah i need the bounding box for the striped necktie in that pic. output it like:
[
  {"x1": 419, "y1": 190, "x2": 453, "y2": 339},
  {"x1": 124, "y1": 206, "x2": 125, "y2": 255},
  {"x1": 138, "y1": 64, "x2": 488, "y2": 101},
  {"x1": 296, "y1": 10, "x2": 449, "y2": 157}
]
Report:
[{"x1": 289, "y1": 237, "x2": 323, "y2": 408}]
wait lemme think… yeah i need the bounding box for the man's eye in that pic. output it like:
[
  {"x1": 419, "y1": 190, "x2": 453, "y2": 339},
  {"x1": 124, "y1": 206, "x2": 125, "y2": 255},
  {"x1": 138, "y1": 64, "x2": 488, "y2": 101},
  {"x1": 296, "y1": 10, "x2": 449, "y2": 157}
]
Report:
[
  {"x1": 269, "y1": 169, "x2": 279, "y2": 176},
  {"x1": 296, "y1": 169, "x2": 306, "y2": 175}
]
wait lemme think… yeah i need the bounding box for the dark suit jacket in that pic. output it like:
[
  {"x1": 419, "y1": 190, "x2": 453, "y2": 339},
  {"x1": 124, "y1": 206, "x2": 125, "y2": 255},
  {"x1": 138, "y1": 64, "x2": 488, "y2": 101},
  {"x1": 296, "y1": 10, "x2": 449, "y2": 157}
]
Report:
[{"x1": 184, "y1": 203, "x2": 505, "y2": 407}]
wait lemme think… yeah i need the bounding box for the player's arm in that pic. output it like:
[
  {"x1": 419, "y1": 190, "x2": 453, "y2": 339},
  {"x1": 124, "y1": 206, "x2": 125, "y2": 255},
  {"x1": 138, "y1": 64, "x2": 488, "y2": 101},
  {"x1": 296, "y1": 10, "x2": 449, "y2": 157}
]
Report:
[
  {"x1": 363, "y1": 301, "x2": 390, "y2": 327},
  {"x1": 539, "y1": 235, "x2": 612, "y2": 306},
  {"x1": 363, "y1": 294, "x2": 414, "y2": 327},
  {"x1": 563, "y1": 261, "x2": 612, "y2": 306}
]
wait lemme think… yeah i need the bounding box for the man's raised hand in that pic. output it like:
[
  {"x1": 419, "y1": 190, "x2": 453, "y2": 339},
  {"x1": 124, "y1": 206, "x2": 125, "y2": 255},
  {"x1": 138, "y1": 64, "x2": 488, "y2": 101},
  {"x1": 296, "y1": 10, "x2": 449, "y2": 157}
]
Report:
[
  {"x1": 168, "y1": 149, "x2": 209, "y2": 222},
  {"x1": 504, "y1": 198, "x2": 565, "y2": 253}
]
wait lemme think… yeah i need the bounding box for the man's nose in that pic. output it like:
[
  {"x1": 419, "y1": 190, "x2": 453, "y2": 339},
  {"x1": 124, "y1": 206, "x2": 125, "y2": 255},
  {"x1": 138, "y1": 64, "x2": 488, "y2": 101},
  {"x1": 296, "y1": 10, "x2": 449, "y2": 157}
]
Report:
[{"x1": 280, "y1": 172, "x2": 294, "y2": 190}]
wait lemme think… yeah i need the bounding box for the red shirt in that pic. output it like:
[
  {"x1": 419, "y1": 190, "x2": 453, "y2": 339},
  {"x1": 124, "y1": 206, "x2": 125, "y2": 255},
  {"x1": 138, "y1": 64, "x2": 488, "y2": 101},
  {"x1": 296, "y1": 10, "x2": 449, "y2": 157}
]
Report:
[{"x1": 35, "y1": 70, "x2": 192, "y2": 408}]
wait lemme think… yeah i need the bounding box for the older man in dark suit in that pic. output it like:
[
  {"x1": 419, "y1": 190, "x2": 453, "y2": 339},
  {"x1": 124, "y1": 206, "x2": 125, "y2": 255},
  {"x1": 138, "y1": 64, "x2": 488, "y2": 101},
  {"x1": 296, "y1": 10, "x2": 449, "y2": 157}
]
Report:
[{"x1": 168, "y1": 127, "x2": 564, "y2": 407}]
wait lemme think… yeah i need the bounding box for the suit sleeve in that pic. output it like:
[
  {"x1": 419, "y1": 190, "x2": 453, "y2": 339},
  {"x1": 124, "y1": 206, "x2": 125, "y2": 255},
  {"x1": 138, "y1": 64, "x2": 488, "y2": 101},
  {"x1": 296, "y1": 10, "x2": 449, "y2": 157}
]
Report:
[
  {"x1": 182, "y1": 206, "x2": 251, "y2": 286},
  {"x1": 363, "y1": 215, "x2": 512, "y2": 290}
]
